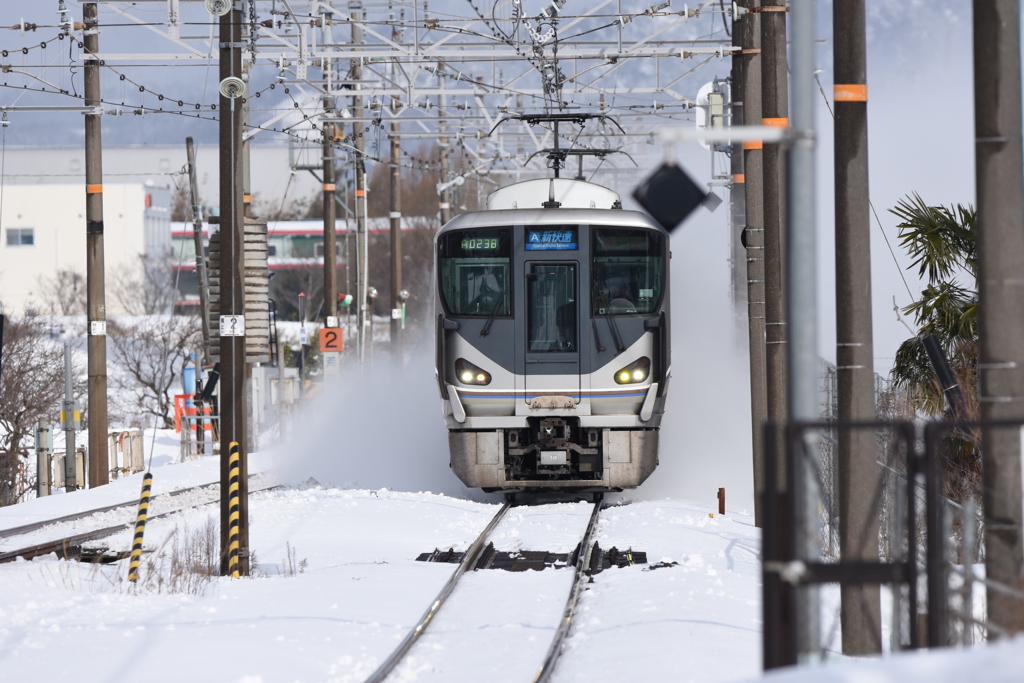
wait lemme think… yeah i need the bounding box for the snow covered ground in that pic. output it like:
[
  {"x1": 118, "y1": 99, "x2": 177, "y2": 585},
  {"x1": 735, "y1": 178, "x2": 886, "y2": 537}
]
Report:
[{"x1": 0, "y1": 442, "x2": 767, "y2": 683}]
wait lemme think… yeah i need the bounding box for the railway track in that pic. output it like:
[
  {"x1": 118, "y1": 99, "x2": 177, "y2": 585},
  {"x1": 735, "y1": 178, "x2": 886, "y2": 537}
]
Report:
[
  {"x1": 364, "y1": 495, "x2": 605, "y2": 683},
  {"x1": 0, "y1": 478, "x2": 276, "y2": 564}
]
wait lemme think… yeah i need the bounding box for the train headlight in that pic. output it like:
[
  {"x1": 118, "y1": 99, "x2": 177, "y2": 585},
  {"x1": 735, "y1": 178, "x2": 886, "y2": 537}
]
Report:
[
  {"x1": 614, "y1": 357, "x2": 651, "y2": 385},
  {"x1": 455, "y1": 358, "x2": 491, "y2": 385}
]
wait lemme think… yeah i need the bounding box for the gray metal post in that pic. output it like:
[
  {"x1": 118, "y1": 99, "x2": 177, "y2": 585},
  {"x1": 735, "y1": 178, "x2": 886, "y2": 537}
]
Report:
[
  {"x1": 390, "y1": 114, "x2": 403, "y2": 348},
  {"x1": 63, "y1": 340, "x2": 77, "y2": 491},
  {"x1": 83, "y1": 2, "x2": 108, "y2": 489},
  {"x1": 739, "y1": 0, "x2": 767, "y2": 527},
  {"x1": 761, "y1": 1, "x2": 789, "y2": 487},
  {"x1": 974, "y1": 0, "x2": 1024, "y2": 637},
  {"x1": 35, "y1": 421, "x2": 52, "y2": 497},
  {"x1": 730, "y1": 18, "x2": 748, "y2": 339},
  {"x1": 834, "y1": 0, "x2": 882, "y2": 654},
  {"x1": 788, "y1": 0, "x2": 820, "y2": 660}
]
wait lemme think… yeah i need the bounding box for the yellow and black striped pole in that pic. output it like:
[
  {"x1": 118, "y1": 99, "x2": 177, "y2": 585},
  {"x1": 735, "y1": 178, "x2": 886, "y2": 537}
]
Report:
[
  {"x1": 127, "y1": 472, "x2": 153, "y2": 582},
  {"x1": 227, "y1": 442, "x2": 241, "y2": 578}
]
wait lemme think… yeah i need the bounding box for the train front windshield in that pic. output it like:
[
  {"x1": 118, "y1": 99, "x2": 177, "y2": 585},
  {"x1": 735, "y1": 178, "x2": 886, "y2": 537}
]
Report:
[
  {"x1": 439, "y1": 228, "x2": 512, "y2": 316},
  {"x1": 592, "y1": 228, "x2": 664, "y2": 315}
]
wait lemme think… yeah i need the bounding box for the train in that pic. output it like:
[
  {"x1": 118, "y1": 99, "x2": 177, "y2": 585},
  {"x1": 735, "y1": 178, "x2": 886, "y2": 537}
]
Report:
[{"x1": 434, "y1": 175, "x2": 671, "y2": 491}]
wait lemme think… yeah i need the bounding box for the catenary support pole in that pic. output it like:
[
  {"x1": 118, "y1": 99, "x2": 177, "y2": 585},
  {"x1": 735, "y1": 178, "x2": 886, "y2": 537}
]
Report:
[
  {"x1": 390, "y1": 114, "x2": 403, "y2": 347},
  {"x1": 83, "y1": 2, "x2": 108, "y2": 489},
  {"x1": 730, "y1": 19, "x2": 748, "y2": 341},
  {"x1": 739, "y1": 0, "x2": 767, "y2": 527},
  {"x1": 36, "y1": 421, "x2": 51, "y2": 497},
  {"x1": 789, "y1": 0, "x2": 820, "y2": 661},
  {"x1": 219, "y1": 3, "x2": 249, "y2": 576},
  {"x1": 185, "y1": 137, "x2": 212, "y2": 366},
  {"x1": 439, "y1": 67, "x2": 452, "y2": 225},
  {"x1": 834, "y1": 0, "x2": 882, "y2": 654},
  {"x1": 761, "y1": 1, "x2": 789, "y2": 488},
  {"x1": 974, "y1": 0, "x2": 1024, "y2": 637},
  {"x1": 323, "y1": 119, "x2": 338, "y2": 322},
  {"x1": 351, "y1": 13, "x2": 367, "y2": 363}
]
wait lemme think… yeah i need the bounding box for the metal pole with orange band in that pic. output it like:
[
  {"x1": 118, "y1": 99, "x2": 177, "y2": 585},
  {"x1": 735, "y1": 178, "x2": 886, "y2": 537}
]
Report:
[
  {"x1": 83, "y1": 2, "x2": 109, "y2": 489},
  {"x1": 760, "y1": 2, "x2": 789, "y2": 489},
  {"x1": 738, "y1": 0, "x2": 767, "y2": 529},
  {"x1": 833, "y1": 0, "x2": 882, "y2": 656}
]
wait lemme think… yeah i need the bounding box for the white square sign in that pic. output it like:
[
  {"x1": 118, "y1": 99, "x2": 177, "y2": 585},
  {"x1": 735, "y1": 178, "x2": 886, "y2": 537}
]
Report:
[{"x1": 219, "y1": 315, "x2": 246, "y2": 337}]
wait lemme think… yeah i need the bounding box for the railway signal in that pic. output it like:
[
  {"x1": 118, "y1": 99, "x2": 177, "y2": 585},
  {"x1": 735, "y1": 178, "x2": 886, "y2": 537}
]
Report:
[{"x1": 631, "y1": 162, "x2": 708, "y2": 232}]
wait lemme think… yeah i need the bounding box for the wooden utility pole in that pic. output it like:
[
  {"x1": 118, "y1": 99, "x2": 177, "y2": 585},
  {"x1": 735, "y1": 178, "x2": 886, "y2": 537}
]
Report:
[
  {"x1": 323, "y1": 119, "x2": 338, "y2": 323},
  {"x1": 389, "y1": 115, "x2": 403, "y2": 346},
  {"x1": 974, "y1": 0, "x2": 1024, "y2": 636},
  {"x1": 739, "y1": 0, "x2": 767, "y2": 527},
  {"x1": 761, "y1": 3, "x2": 789, "y2": 486},
  {"x1": 834, "y1": 0, "x2": 881, "y2": 654},
  {"x1": 83, "y1": 1, "x2": 108, "y2": 489},
  {"x1": 218, "y1": 3, "x2": 249, "y2": 576},
  {"x1": 351, "y1": 13, "x2": 367, "y2": 362}
]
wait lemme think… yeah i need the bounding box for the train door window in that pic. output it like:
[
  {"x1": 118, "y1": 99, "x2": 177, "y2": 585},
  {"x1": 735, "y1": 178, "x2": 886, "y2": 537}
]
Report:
[
  {"x1": 592, "y1": 228, "x2": 664, "y2": 315},
  {"x1": 528, "y1": 264, "x2": 577, "y2": 352},
  {"x1": 438, "y1": 228, "x2": 511, "y2": 316}
]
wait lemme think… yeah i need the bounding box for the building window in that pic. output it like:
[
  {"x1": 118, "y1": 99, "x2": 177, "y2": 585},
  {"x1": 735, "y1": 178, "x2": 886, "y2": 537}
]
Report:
[{"x1": 6, "y1": 228, "x2": 34, "y2": 247}]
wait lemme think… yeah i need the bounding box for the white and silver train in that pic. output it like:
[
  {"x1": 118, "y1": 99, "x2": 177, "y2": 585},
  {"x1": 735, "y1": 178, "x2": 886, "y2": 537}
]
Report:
[{"x1": 435, "y1": 176, "x2": 671, "y2": 491}]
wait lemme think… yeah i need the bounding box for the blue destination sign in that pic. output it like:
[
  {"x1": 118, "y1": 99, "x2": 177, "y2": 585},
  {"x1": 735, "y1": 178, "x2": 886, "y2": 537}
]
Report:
[{"x1": 526, "y1": 228, "x2": 577, "y2": 250}]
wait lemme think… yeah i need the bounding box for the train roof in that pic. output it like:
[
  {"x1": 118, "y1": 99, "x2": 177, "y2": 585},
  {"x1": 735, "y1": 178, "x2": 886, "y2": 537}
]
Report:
[{"x1": 436, "y1": 178, "x2": 665, "y2": 236}]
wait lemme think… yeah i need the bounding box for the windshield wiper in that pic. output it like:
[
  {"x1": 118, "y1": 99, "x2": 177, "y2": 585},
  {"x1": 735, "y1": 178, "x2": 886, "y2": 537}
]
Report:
[
  {"x1": 480, "y1": 292, "x2": 504, "y2": 336},
  {"x1": 597, "y1": 293, "x2": 626, "y2": 354}
]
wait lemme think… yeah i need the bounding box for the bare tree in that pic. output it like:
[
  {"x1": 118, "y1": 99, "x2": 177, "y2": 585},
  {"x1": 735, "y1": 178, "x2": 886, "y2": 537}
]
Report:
[
  {"x1": 109, "y1": 315, "x2": 202, "y2": 428},
  {"x1": 111, "y1": 254, "x2": 179, "y2": 316},
  {"x1": 0, "y1": 316, "x2": 82, "y2": 504},
  {"x1": 36, "y1": 268, "x2": 87, "y2": 316}
]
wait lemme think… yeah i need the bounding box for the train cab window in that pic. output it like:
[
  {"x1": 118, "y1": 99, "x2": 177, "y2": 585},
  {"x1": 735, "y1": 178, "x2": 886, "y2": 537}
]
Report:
[
  {"x1": 592, "y1": 228, "x2": 664, "y2": 315},
  {"x1": 438, "y1": 228, "x2": 512, "y2": 316},
  {"x1": 528, "y1": 263, "x2": 577, "y2": 352}
]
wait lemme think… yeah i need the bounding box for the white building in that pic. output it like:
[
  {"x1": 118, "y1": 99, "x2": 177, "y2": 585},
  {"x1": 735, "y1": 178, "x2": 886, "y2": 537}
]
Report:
[{"x1": 0, "y1": 184, "x2": 170, "y2": 315}]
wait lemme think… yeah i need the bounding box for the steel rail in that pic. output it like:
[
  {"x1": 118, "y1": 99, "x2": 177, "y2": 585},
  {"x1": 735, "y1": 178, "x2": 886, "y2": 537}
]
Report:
[
  {"x1": 533, "y1": 497, "x2": 604, "y2": 683},
  {"x1": 0, "y1": 476, "x2": 257, "y2": 541},
  {"x1": 0, "y1": 484, "x2": 281, "y2": 564},
  {"x1": 362, "y1": 500, "x2": 513, "y2": 683}
]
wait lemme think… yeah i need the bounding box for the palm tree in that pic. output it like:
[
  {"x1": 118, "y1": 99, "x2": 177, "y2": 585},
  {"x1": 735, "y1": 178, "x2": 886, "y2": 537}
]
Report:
[{"x1": 889, "y1": 193, "x2": 979, "y2": 501}]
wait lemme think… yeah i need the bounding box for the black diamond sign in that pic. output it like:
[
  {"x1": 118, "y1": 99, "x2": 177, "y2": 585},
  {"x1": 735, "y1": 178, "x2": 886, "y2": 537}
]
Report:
[{"x1": 632, "y1": 162, "x2": 708, "y2": 232}]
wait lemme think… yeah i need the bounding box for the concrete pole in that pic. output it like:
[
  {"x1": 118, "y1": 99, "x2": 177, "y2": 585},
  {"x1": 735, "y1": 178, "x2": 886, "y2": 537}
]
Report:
[
  {"x1": 83, "y1": 2, "x2": 108, "y2": 489},
  {"x1": 323, "y1": 120, "x2": 338, "y2": 321},
  {"x1": 352, "y1": 13, "x2": 367, "y2": 362},
  {"x1": 739, "y1": 0, "x2": 767, "y2": 527},
  {"x1": 219, "y1": 4, "x2": 249, "y2": 576},
  {"x1": 36, "y1": 421, "x2": 52, "y2": 497},
  {"x1": 730, "y1": 15, "x2": 748, "y2": 338},
  {"x1": 389, "y1": 115, "x2": 403, "y2": 347},
  {"x1": 63, "y1": 340, "x2": 77, "y2": 491},
  {"x1": 974, "y1": 0, "x2": 1024, "y2": 636},
  {"x1": 788, "y1": 0, "x2": 820, "y2": 660},
  {"x1": 185, "y1": 137, "x2": 212, "y2": 366},
  {"x1": 761, "y1": 3, "x2": 789, "y2": 487},
  {"x1": 439, "y1": 68, "x2": 452, "y2": 224},
  {"x1": 834, "y1": 0, "x2": 882, "y2": 654}
]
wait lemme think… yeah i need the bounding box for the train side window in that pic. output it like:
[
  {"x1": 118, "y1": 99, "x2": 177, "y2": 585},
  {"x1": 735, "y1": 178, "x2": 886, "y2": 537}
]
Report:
[
  {"x1": 592, "y1": 228, "x2": 664, "y2": 315},
  {"x1": 438, "y1": 228, "x2": 512, "y2": 316}
]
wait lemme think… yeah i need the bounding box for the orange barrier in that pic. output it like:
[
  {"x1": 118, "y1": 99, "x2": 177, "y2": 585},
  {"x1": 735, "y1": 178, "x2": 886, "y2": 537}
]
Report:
[{"x1": 173, "y1": 394, "x2": 213, "y2": 433}]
